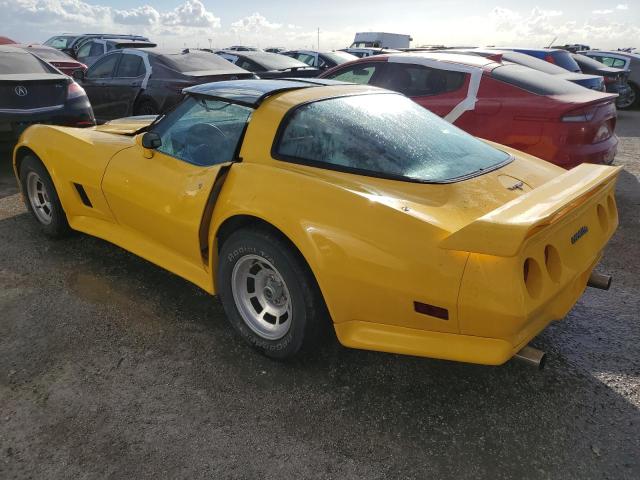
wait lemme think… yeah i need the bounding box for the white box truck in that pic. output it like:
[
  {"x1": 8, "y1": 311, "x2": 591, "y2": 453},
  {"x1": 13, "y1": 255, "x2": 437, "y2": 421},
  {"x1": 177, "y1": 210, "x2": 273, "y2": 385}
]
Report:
[{"x1": 350, "y1": 32, "x2": 413, "y2": 49}]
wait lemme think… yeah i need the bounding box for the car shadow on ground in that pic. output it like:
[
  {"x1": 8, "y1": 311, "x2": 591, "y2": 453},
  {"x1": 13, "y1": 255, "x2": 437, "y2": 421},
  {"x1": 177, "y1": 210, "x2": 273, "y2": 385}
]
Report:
[{"x1": 1, "y1": 203, "x2": 638, "y2": 478}]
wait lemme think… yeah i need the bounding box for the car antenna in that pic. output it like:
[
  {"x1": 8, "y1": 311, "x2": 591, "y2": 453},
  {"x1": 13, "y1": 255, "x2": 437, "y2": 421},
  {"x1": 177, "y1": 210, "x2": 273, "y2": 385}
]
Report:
[{"x1": 547, "y1": 36, "x2": 557, "y2": 48}]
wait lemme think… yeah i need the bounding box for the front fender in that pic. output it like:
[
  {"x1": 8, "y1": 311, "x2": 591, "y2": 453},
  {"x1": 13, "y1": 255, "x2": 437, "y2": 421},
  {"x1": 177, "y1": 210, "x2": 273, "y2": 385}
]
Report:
[{"x1": 14, "y1": 124, "x2": 134, "y2": 223}]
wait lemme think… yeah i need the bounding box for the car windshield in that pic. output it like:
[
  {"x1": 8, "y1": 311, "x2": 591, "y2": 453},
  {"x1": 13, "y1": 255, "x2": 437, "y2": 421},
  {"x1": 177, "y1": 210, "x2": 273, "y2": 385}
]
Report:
[
  {"x1": 44, "y1": 35, "x2": 77, "y2": 49},
  {"x1": 275, "y1": 93, "x2": 511, "y2": 183},
  {"x1": 248, "y1": 53, "x2": 310, "y2": 70},
  {"x1": 0, "y1": 52, "x2": 50, "y2": 74},
  {"x1": 159, "y1": 51, "x2": 238, "y2": 73},
  {"x1": 323, "y1": 51, "x2": 358, "y2": 64}
]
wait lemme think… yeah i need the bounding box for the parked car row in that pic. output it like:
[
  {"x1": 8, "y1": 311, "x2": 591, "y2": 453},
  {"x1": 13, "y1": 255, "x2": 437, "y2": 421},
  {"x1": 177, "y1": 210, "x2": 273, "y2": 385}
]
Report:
[{"x1": 1, "y1": 31, "x2": 637, "y2": 171}]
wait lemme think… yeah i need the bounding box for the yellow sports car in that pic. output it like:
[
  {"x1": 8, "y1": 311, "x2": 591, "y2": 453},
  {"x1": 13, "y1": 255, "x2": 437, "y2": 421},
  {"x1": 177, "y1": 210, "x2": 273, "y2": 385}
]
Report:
[{"x1": 13, "y1": 79, "x2": 620, "y2": 366}]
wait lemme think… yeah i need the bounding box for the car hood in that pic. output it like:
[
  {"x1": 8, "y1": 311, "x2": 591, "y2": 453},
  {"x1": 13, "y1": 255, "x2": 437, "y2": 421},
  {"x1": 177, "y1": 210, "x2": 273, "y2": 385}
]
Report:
[{"x1": 93, "y1": 115, "x2": 157, "y2": 135}]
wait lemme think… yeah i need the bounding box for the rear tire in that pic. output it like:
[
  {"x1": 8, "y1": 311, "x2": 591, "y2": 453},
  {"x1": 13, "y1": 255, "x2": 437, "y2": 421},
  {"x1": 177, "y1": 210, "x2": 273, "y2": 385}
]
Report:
[
  {"x1": 19, "y1": 155, "x2": 70, "y2": 238},
  {"x1": 217, "y1": 227, "x2": 327, "y2": 359},
  {"x1": 618, "y1": 84, "x2": 637, "y2": 110}
]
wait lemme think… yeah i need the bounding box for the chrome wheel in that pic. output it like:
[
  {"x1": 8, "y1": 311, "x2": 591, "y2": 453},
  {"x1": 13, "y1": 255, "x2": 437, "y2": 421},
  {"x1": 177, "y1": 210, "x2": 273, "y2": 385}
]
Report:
[
  {"x1": 231, "y1": 254, "x2": 292, "y2": 340},
  {"x1": 26, "y1": 171, "x2": 53, "y2": 225},
  {"x1": 618, "y1": 88, "x2": 636, "y2": 109}
]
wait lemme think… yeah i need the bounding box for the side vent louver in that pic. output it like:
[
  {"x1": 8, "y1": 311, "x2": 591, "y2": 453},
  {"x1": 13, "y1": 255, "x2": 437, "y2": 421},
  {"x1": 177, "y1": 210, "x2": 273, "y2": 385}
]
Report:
[{"x1": 73, "y1": 183, "x2": 93, "y2": 208}]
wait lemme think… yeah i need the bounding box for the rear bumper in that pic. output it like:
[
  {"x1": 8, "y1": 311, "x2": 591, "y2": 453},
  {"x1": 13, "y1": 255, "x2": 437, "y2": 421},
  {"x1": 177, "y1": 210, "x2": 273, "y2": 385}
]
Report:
[
  {"x1": 0, "y1": 97, "x2": 95, "y2": 144},
  {"x1": 546, "y1": 134, "x2": 618, "y2": 170}
]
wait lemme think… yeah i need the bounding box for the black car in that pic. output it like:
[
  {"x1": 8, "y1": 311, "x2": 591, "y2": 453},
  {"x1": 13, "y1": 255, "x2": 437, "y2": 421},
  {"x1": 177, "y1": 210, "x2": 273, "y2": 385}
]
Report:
[
  {"x1": 282, "y1": 50, "x2": 358, "y2": 71},
  {"x1": 74, "y1": 48, "x2": 256, "y2": 121},
  {"x1": 45, "y1": 33, "x2": 150, "y2": 57},
  {"x1": 572, "y1": 53, "x2": 634, "y2": 109},
  {"x1": 0, "y1": 45, "x2": 95, "y2": 146},
  {"x1": 215, "y1": 51, "x2": 320, "y2": 78}
]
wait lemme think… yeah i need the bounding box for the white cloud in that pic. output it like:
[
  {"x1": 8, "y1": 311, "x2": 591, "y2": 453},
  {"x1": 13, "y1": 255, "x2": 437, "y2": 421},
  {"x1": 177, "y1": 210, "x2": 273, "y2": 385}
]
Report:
[
  {"x1": 113, "y1": 6, "x2": 160, "y2": 26},
  {"x1": 231, "y1": 13, "x2": 282, "y2": 33},
  {"x1": 162, "y1": 0, "x2": 220, "y2": 28},
  {"x1": 616, "y1": 4, "x2": 629, "y2": 10},
  {"x1": 593, "y1": 9, "x2": 614, "y2": 15}
]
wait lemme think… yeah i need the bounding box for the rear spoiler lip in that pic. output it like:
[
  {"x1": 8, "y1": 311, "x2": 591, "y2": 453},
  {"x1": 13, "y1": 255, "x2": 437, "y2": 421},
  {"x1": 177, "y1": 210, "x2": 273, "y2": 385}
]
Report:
[{"x1": 439, "y1": 164, "x2": 622, "y2": 257}]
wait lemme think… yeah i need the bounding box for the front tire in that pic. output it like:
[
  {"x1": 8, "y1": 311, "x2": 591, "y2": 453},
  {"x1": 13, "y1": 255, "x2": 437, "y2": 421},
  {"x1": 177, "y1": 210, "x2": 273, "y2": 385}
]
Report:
[
  {"x1": 19, "y1": 155, "x2": 70, "y2": 238},
  {"x1": 217, "y1": 228, "x2": 326, "y2": 359}
]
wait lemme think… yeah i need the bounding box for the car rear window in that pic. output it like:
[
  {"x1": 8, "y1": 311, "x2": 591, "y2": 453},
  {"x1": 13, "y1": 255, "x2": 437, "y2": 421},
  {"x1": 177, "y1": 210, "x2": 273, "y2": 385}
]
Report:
[
  {"x1": 551, "y1": 51, "x2": 581, "y2": 72},
  {"x1": 0, "y1": 52, "x2": 50, "y2": 74},
  {"x1": 274, "y1": 93, "x2": 511, "y2": 183},
  {"x1": 159, "y1": 51, "x2": 240, "y2": 73},
  {"x1": 44, "y1": 36, "x2": 76, "y2": 49},
  {"x1": 491, "y1": 64, "x2": 587, "y2": 95},
  {"x1": 29, "y1": 47, "x2": 74, "y2": 62}
]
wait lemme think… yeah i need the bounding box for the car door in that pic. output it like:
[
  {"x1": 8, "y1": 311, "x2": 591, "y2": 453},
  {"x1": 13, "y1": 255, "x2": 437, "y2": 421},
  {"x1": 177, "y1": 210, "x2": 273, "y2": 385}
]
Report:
[
  {"x1": 109, "y1": 52, "x2": 147, "y2": 118},
  {"x1": 81, "y1": 53, "x2": 121, "y2": 120},
  {"x1": 101, "y1": 96, "x2": 253, "y2": 268}
]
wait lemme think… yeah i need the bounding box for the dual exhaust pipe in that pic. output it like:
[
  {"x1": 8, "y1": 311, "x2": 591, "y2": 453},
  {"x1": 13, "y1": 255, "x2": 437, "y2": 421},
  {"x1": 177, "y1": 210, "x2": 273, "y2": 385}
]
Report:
[{"x1": 514, "y1": 272, "x2": 612, "y2": 370}]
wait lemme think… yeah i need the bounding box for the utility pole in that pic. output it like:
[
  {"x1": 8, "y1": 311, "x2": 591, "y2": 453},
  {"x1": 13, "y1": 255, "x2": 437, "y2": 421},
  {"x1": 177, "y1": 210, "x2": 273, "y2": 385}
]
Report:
[
  {"x1": 317, "y1": 27, "x2": 320, "y2": 51},
  {"x1": 208, "y1": 38, "x2": 213, "y2": 50}
]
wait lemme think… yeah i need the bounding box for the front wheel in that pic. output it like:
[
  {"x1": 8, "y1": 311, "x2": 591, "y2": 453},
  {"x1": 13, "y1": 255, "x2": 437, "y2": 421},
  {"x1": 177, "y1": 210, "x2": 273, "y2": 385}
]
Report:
[
  {"x1": 217, "y1": 228, "x2": 327, "y2": 359},
  {"x1": 19, "y1": 155, "x2": 70, "y2": 238}
]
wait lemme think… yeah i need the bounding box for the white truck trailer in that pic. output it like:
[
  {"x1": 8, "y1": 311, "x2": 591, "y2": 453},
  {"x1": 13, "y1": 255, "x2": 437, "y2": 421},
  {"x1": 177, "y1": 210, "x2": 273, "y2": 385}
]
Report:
[{"x1": 350, "y1": 32, "x2": 413, "y2": 49}]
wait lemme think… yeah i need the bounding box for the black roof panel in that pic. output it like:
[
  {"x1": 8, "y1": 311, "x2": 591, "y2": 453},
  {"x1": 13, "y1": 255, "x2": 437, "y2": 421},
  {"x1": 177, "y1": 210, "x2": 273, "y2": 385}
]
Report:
[{"x1": 183, "y1": 78, "x2": 350, "y2": 107}]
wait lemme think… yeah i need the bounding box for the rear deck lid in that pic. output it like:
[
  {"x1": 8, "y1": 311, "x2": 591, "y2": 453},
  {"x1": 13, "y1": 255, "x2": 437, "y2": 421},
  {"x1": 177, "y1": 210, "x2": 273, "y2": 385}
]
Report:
[{"x1": 0, "y1": 73, "x2": 68, "y2": 110}]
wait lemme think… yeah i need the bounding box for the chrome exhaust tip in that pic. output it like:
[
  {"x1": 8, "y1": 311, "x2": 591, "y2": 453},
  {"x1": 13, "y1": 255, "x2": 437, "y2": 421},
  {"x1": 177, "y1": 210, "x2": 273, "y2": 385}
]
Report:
[
  {"x1": 588, "y1": 272, "x2": 612, "y2": 291},
  {"x1": 514, "y1": 345, "x2": 546, "y2": 370}
]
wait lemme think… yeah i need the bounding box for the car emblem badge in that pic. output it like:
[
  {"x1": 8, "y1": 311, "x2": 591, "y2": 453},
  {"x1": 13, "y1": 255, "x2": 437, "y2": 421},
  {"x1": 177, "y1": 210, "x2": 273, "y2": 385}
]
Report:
[
  {"x1": 15, "y1": 86, "x2": 28, "y2": 97},
  {"x1": 571, "y1": 226, "x2": 589, "y2": 244},
  {"x1": 508, "y1": 181, "x2": 524, "y2": 191}
]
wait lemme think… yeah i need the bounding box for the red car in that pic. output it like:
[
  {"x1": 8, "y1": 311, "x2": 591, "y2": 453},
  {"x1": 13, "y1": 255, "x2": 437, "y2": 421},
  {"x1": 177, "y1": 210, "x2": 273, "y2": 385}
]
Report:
[
  {"x1": 320, "y1": 52, "x2": 618, "y2": 169},
  {"x1": 0, "y1": 36, "x2": 16, "y2": 45},
  {"x1": 14, "y1": 43, "x2": 87, "y2": 77}
]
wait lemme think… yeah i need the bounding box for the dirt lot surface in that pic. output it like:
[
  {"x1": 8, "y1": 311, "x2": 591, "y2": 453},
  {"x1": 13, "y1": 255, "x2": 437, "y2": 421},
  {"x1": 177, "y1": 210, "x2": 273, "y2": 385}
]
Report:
[{"x1": 1, "y1": 113, "x2": 639, "y2": 479}]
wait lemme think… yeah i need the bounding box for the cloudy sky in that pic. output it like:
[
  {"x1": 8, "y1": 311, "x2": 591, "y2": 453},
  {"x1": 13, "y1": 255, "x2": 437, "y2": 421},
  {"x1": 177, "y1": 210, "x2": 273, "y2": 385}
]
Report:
[{"x1": 1, "y1": 0, "x2": 638, "y2": 50}]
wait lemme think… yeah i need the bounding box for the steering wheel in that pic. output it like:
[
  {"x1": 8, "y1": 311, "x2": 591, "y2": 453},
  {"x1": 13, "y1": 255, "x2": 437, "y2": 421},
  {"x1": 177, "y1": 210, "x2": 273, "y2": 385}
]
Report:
[{"x1": 185, "y1": 123, "x2": 228, "y2": 165}]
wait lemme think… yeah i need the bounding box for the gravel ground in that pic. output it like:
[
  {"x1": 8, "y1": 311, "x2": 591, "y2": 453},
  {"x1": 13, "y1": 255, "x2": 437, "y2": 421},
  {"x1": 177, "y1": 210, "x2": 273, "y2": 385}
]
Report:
[{"x1": 1, "y1": 113, "x2": 639, "y2": 479}]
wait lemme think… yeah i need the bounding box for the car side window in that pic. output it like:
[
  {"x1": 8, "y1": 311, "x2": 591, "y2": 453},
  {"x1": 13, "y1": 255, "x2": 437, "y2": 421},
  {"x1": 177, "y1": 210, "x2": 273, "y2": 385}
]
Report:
[
  {"x1": 296, "y1": 53, "x2": 316, "y2": 67},
  {"x1": 87, "y1": 54, "x2": 119, "y2": 79},
  {"x1": 236, "y1": 58, "x2": 261, "y2": 72},
  {"x1": 116, "y1": 54, "x2": 144, "y2": 78},
  {"x1": 152, "y1": 97, "x2": 253, "y2": 166},
  {"x1": 378, "y1": 64, "x2": 466, "y2": 96},
  {"x1": 76, "y1": 42, "x2": 93, "y2": 59},
  {"x1": 600, "y1": 56, "x2": 626, "y2": 68},
  {"x1": 324, "y1": 63, "x2": 380, "y2": 84}
]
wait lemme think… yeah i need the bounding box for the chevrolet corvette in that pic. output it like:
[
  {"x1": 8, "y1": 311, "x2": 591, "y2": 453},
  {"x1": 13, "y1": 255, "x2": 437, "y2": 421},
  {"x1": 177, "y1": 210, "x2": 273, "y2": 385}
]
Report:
[{"x1": 13, "y1": 79, "x2": 620, "y2": 365}]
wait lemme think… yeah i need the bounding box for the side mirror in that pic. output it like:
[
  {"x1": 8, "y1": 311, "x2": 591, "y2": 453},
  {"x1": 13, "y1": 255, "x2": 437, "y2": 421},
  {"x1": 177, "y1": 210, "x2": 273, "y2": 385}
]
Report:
[
  {"x1": 72, "y1": 69, "x2": 85, "y2": 82},
  {"x1": 141, "y1": 132, "x2": 162, "y2": 149}
]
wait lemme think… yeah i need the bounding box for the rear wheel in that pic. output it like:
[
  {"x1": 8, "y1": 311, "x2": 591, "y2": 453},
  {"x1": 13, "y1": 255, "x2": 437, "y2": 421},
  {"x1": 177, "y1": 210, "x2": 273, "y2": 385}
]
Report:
[
  {"x1": 217, "y1": 228, "x2": 327, "y2": 359},
  {"x1": 19, "y1": 156, "x2": 70, "y2": 238},
  {"x1": 618, "y1": 84, "x2": 637, "y2": 110}
]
